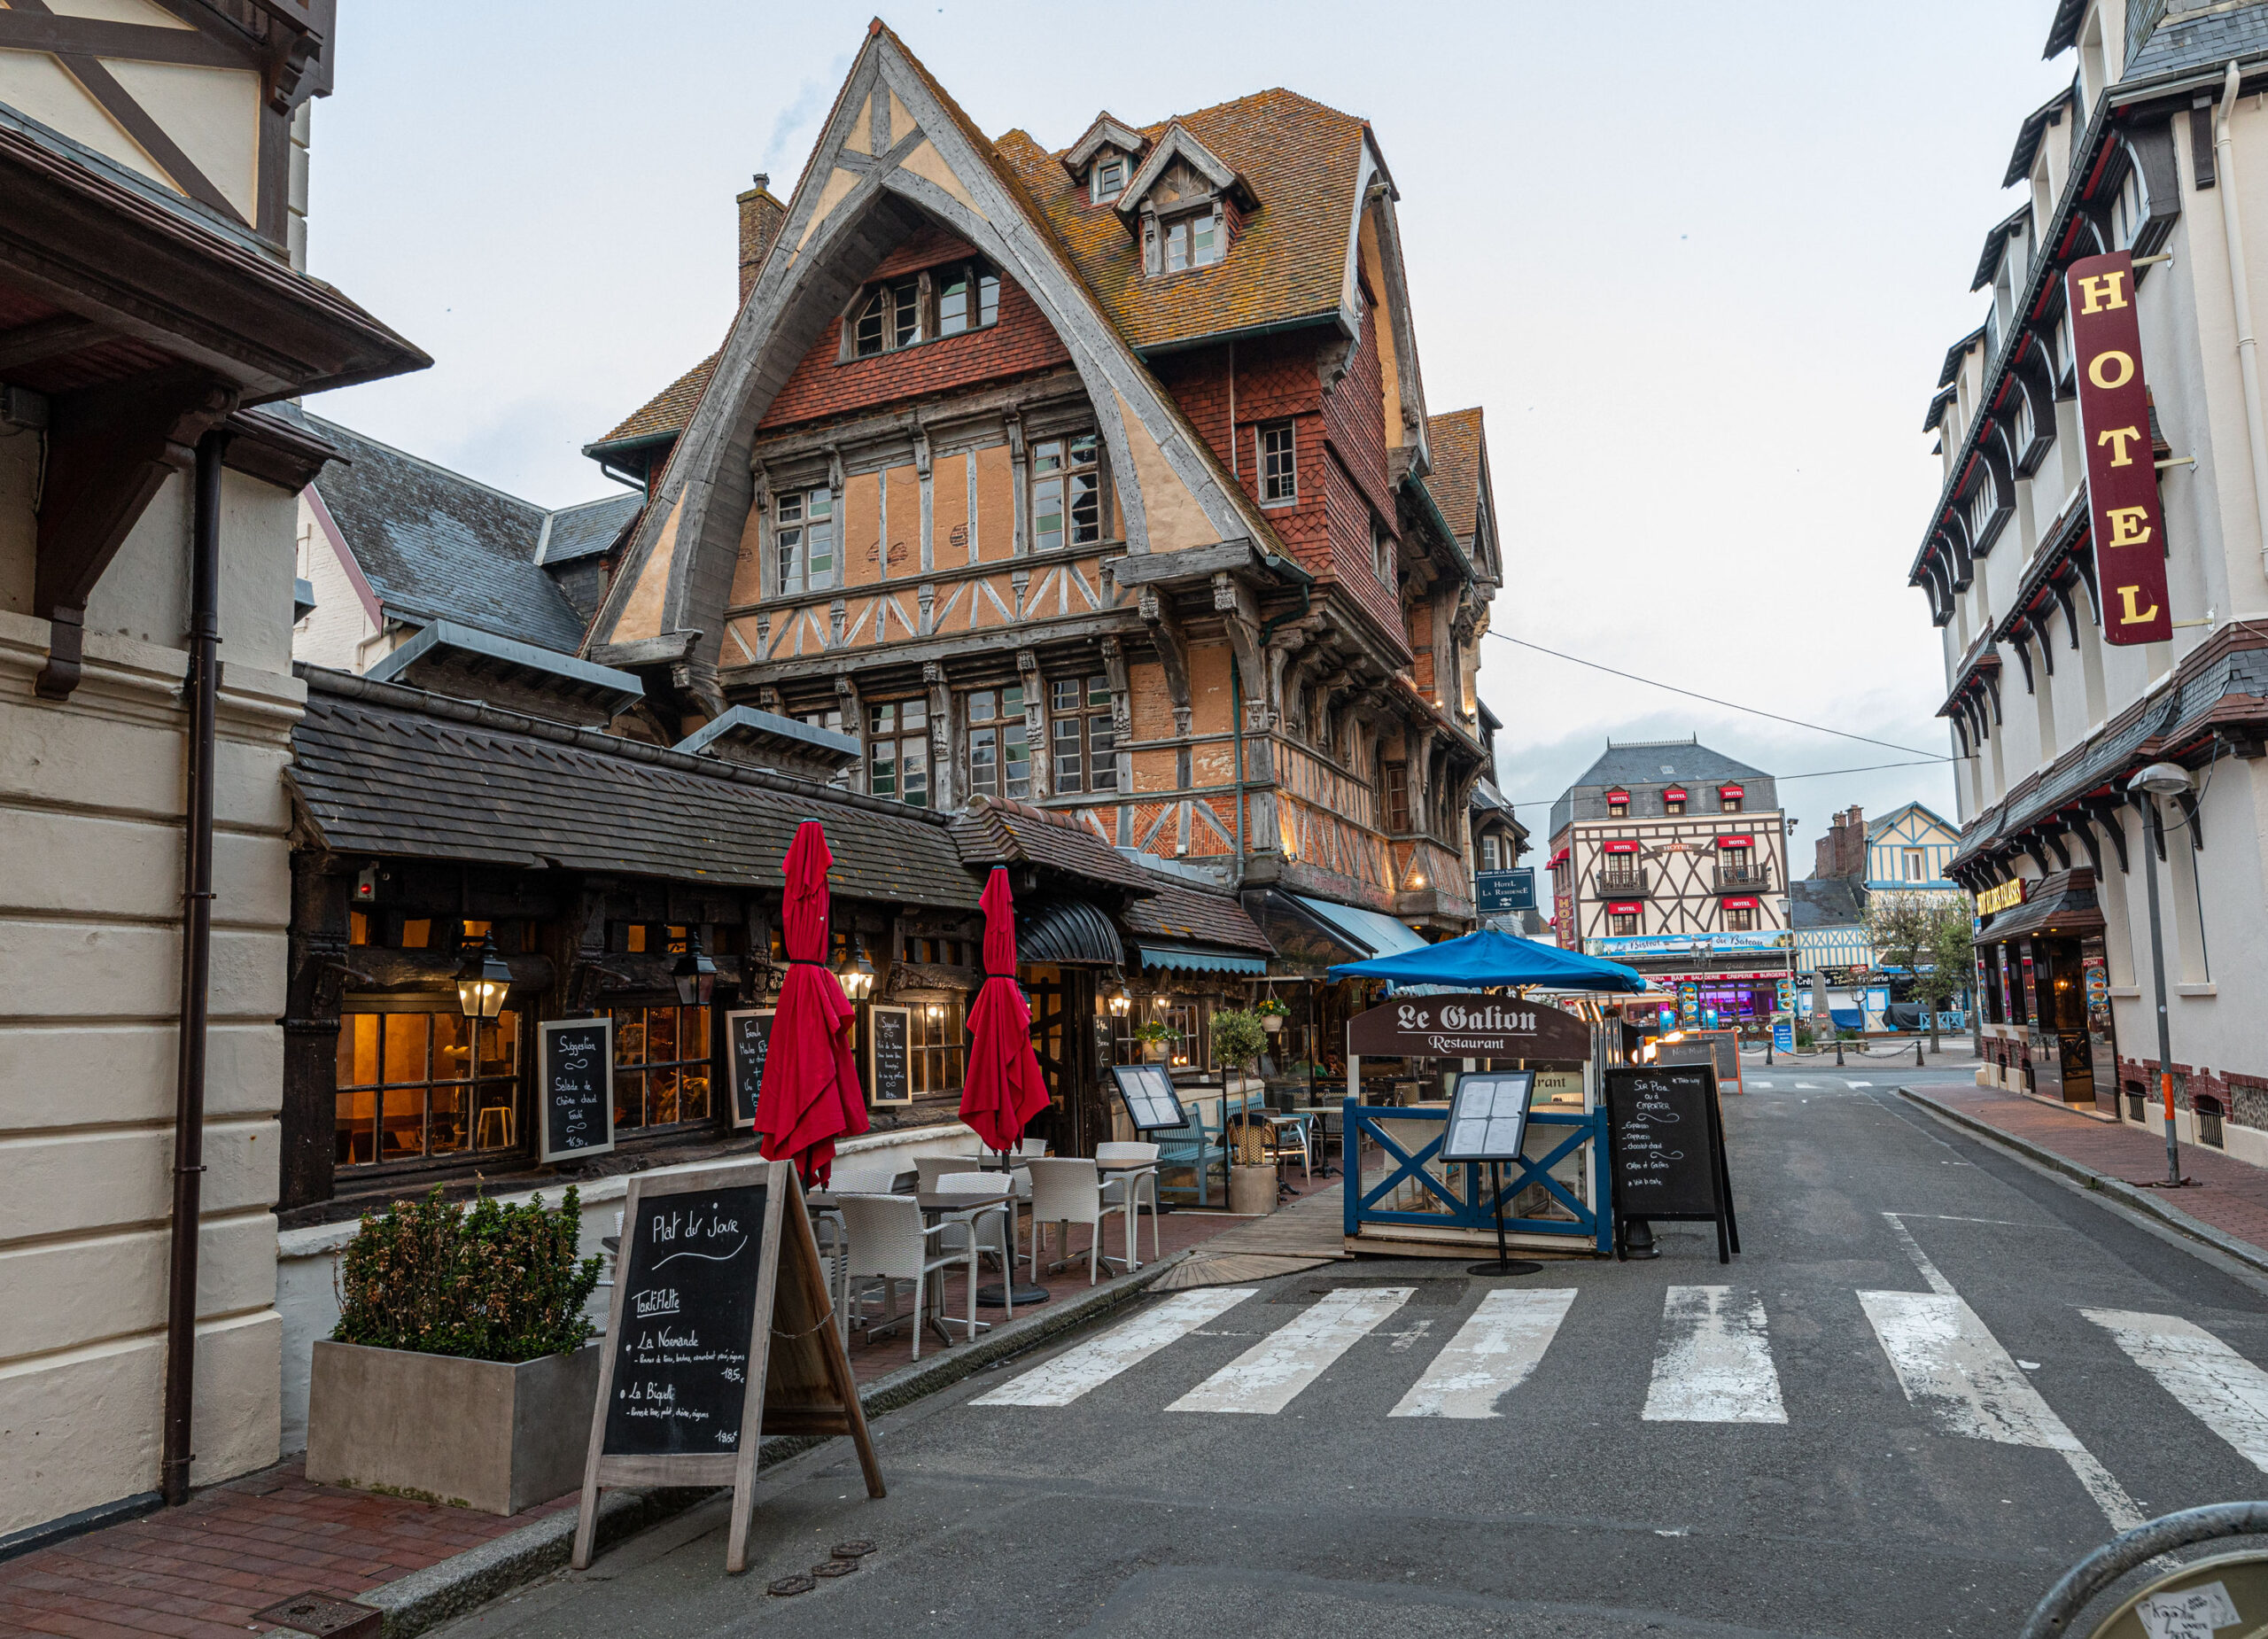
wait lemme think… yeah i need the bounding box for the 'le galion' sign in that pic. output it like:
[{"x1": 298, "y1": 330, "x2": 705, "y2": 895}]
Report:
[{"x1": 2068, "y1": 249, "x2": 2173, "y2": 646}]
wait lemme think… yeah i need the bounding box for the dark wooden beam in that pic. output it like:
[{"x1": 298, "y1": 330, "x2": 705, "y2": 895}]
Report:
[
  {"x1": 2082, "y1": 796, "x2": 2131, "y2": 874},
  {"x1": 0, "y1": 12, "x2": 255, "y2": 67},
  {"x1": 34, "y1": 368, "x2": 237, "y2": 697},
  {"x1": 0, "y1": 315, "x2": 105, "y2": 372}
]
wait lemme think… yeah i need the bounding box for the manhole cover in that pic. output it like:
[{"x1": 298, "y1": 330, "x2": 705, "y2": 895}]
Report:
[
  {"x1": 768, "y1": 1573, "x2": 816, "y2": 1596},
  {"x1": 812, "y1": 1559, "x2": 859, "y2": 1579},
  {"x1": 831, "y1": 1540, "x2": 876, "y2": 1559},
  {"x1": 247, "y1": 1592, "x2": 382, "y2": 1639}
]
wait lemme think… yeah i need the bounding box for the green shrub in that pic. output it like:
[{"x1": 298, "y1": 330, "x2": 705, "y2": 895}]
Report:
[
  {"x1": 332, "y1": 1186, "x2": 602, "y2": 1363},
  {"x1": 1212, "y1": 1009, "x2": 1269, "y2": 1075}
]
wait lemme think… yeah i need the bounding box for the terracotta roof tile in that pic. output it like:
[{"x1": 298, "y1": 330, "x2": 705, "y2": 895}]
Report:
[
  {"x1": 1120, "y1": 879, "x2": 1270, "y2": 952},
  {"x1": 1424, "y1": 408, "x2": 1484, "y2": 541},
  {"x1": 594, "y1": 353, "x2": 718, "y2": 448}
]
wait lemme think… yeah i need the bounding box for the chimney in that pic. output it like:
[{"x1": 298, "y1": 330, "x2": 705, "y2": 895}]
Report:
[{"x1": 737, "y1": 173, "x2": 786, "y2": 304}]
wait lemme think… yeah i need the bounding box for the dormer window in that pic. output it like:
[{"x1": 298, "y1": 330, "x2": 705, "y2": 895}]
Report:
[
  {"x1": 1090, "y1": 154, "x2": 1129, "y2": 205},
  {"x1": 1147, "y1": 206, "x2": 1223, "y2": 275},
  {"x1": 1606, "y1": 789, "x2": 1630, "y2": 819},
  {"x1": 844, "y1": 260, "x2": 1000, "y2": 361}
]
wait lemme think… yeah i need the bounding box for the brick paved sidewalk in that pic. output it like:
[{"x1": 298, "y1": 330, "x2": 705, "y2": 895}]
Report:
[
  {"x1": 1908, "y1": 1081, "x2": 2268, "y2": 1261},
  {"x1": 0, "y1": 1166, "x2": 1337, "y2": 1638}
]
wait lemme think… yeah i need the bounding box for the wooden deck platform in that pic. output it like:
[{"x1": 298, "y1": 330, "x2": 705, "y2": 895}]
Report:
[{"x1": 1151, "y1": 1179, "x2": 1349, "y2": 1290}]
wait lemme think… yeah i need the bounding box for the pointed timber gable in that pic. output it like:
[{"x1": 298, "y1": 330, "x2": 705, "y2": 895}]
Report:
[{"x1": 585, "y1": 22, "x2": 1290, "y2": 676}]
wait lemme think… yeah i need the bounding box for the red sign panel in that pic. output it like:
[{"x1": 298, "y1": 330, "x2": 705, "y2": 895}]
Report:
[
  {"x1": 1603, "y1": 840, "x2": 1639, "y2": 853},
  {"x1": 1715, "y1": 834, "x2": 1754, "y2": 848},
  {"x1": 2069, "y1": 250, "x2": 2173, "y2": 645},
  {"x1": 1607, "y1": 901, "x2": 1643, "y2": 915},
  {"x1": 1663, "y1": 787, "x2": 1687, "y2": 800},
  {"x1": 1723, "y1": 896, "x2": 1759, "y2": 909},
  {"x1": 1720, "y1": 784, "x2": 1744, "y2": 800}
]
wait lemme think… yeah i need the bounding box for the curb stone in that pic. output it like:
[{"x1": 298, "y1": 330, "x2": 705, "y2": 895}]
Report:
[
  {"x1": 359, "y1": 1248, "x2": 1187, "y2": 1637},
  {"x1": 1898, "y1": 1086, "x2": 2268, "y2": 1280}
]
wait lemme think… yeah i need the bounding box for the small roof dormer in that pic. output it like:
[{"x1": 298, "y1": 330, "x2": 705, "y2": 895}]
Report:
[
  {"x1": 1114, "y1": 122, "x2": 1256, "y2": 277},
  {"x1": 1064, "y1": 113, "x2": 1147, "y2": 205},
  {"x1": 1114, "y1": 122, "x2": 1256, "y2": 222}
]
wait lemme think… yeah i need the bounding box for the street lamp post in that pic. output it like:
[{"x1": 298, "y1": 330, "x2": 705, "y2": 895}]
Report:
[{"x1": 2128, "y1": 763, "x2": 2192, "y2": 1187}]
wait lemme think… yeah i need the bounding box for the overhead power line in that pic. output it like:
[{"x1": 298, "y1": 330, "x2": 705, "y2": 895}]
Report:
[
  {"x1": 1486, "y1": 632, "x2": 1956, "y2": 763},
  {"x1": 1499, "y1": 757, "x2": 1953, "y2": 809}
]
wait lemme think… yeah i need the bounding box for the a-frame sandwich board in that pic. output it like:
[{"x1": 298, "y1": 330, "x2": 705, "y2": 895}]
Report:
[{"x1": 571, "y1": 1157, "x2": 882, "y2": 1574}]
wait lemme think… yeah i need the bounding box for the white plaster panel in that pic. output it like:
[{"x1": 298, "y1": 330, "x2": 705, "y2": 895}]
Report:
[
  {"x1": 0, "y1": 1119, "x2": 276, "y2": 1243},
  {"x1": 0, "y1": 921, "x2": 285, "y2": 1021},
  {"x1": 0, "y1": 1022, "x2": 279, "y2": 1131},
  {"x1": 0, "y1": 810, "x2": 287, "y2": 925},
  {"x1": 102, "y1": 59, "x2": 261, "y2": 225},
  {"x1": 0, "y1": 1212, "x2": 276, "y2": 1361}
]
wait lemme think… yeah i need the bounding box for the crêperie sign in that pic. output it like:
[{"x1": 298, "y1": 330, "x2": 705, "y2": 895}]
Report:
[
  {"x1": 1603, "y1": 1064, "x2": 1739, "y2": 1264},
  {"x1": 539, "y1": 1018, "x2": 614, "y2": 1161},
  {"x1": 1348, "y1": 995, "x2": 1590, "y2": 1061}
]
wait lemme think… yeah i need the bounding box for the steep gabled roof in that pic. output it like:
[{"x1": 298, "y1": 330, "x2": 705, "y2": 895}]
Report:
[
  {"x1": 1425, "y1": 407, "x2": 1485, "y2": 541},
  {"x1": 1970, "y1": 204, "x2": 2030, "y2": 293},
  {"x1": 540, "y1": 491, "x2": 642, "y2": 565},
  {"x1": 2002, "y1": 82, "x2": 2076, "y2": 188},
  {"x1": 2127, "y1": 4, "x2": 2268, "y2": 78},
  {"x1": 305, "y1": 415, "x2": 588, "y2": 653},
  {"x1": 591, "y1": 353, "x2": 719, "y2": 453}
]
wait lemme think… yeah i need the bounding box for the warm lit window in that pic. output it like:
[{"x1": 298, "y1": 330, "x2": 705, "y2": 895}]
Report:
[
  {"x1": 1609, "y1": 910, "x2": 1639, "y2": 936},
  {"x1": 1090, "y1": 155, "x2": 1127, "y2": 203},
  {"x1": 610, "y1": 1003, "x2": 712, "y2": 1131},
  {"x1": 1606, "y1": 793, "x2": 1628, "y2": 819},
  {"x1": 775, "y1": 485, "x2": 835, "y2": 595},
  {"x1": 335, "y1": 1007, "x2": 520, "y2": 1167},
  {"x1": 1051, "y1": 675, "x2": 1116, "y2": 793},
  {"x1": 1720, "y1": 787, "x2": 1744, "y2": 813},
  {"x1": 910, "y1": 998, "x2": 966, "y2": 1095},
  {"x1": 1030, "y1": 433, "x2": 1103, "y2": 552},
  {"x1": 1664, "y1": 789, "x2": 1686, "y2": 815},
  {"x1": 1384, "y1": 763, "x2": 1410, "y2": 832},
  {"x1": 868, "y1": 699, "x2": 929, "y2": 806},
  {"x1": 967, "y1": 686, "x2": 1031, "y2": 799},
  {"x1": 1258, "y1": 422, "x2": 1295, "y2": 505}
]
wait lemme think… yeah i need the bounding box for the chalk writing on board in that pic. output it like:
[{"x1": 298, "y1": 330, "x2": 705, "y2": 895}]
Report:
[
  {"x1": 540, "y1": 1020, "x2": 613, "y2": 1161},
  {"x1": 602, "y1": 1185, "x2": 766, "y2": 1459}
]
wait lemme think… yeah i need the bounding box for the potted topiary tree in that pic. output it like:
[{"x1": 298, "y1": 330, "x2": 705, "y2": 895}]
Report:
[
  {"x1": 307, "y1": 1186, "x2": 603, "y2": 1514},
  {"x1": 1211, "y1": 1008, "x2": 1278, "y2": 1215}
]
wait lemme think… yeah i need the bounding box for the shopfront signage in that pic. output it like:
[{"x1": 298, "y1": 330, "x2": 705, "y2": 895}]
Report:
[
  {"x1": 572, "y1": 1160, "x2": 882, "y2": 1575},
  {"x1": 866, "y1": 1005, "x2": 912, "y2": 1107},
  {"x1": 1977, "y1": 879, "x2": 2027, "y2": 917},
  {"x1": 2069, "y1": 249, "x2": 2174, "y2": 645},
  {"x1": 539, "y1": 1017, "x2": 615, "y2": 1162},
  {"x1": 1585, "y1": 930, "x2": 1792, "y2": 958},
  {"x1": 724, "y1": 1008, "x2": 774, "y2": 1130},
  {"x1": 1716, "y1": 835, "x2": 1754, "y2": 849},
  {"x1": 1604, "y1": 1065, "x2": 1739, "y2": 1264},
  {"x1": 1348, "y1": 994, "x2": 1591, "y2": 1061},
  {"x1": 1475, "y1": 867, "x2": 1536, "y2": 913}
]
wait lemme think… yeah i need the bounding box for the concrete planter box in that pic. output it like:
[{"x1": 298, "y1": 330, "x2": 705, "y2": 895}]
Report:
[
  {"x1": 306, "y1": 1340, "x2": 600, "y2": 1515},
  {"x1": 1228, "y1": 1162, "x2": 1277, "y2": 1216}
]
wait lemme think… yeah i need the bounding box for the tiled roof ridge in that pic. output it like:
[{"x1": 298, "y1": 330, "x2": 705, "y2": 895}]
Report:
[
  {"x1": 1037, "y1": 86, "x2": 1363, "y2": 156},
  {"x1": 302, "y1": 412, "x2": 547, "y2": 526},
  {"x1": 299, "y1": 664, "x2": 958, "y2": 829},
  {"x1": 595, "y1": 350, "x2": 723, "y2": 447}
]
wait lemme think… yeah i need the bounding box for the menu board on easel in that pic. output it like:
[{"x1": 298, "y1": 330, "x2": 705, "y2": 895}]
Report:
[
  {"x1": 866, "y1": 1005, "x2": 912, "y2": 1106},
  {"x1": 724, "y1": 1009, "x2": 773, "y2": 1130},
  {"x1": 1603, "y1": 1064, "x2": 1739, "y2": 1264},
  {"x1": 538, "y1": 1018, "x2": 614, "y2": 1162},
  {"x1": 571, "y1": 1159, "x2": 884, "y2": 1575}
]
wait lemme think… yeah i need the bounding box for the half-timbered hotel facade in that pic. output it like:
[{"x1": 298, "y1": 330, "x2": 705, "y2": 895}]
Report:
[
  {"x1": 579, "y1": 25, "x2": 1503, "y2": 962},
  {"x1": 1915, "y1": 1, "x2": 2268, "y2": 1149}
]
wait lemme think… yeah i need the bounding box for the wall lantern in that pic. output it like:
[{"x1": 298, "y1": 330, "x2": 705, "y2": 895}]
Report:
[
  {"x1": 1110, "y1": 985, "x2": 1131, "y2": 1018},
  {"x1": 454, "y1": 932, "x2": 512, "y2": 1019},
  {"x1": 672, "y1": 930, "x2": 718, "y2": 1006},
  {"x1": 925, "y1": 999, "x2": 946, "y2": 1023},
  {"x1": 837, "y1": 941, "x2": 876, "y2": 1002}
]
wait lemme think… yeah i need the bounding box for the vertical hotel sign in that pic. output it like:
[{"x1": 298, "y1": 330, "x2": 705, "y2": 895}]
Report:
[{"x1": 2068, "y1": 250, "x2": 2173, "y2": 644}]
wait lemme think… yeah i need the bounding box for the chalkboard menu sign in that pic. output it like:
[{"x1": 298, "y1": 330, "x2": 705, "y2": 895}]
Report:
[
  {"x1": 538, "y1": 1018, "x2": 615, "y2": 1162},
  {"x1": 572, "y1": 1160, "x2": 884, "y2": 1575},
  {"x1": 724, "y1": 1009, "x2": 774, "y2": 1130},
  {"x1": 1441, "y1": 1071, "x2": 1536, "y2": 1162},
  {"x1": 867, "y1": 1005, "x2": 912, "y2": 1107},
  {"x1": 1110, "y1": 1064, "x2": 1187, "y2": 1132},
  {"x1": 602, "y1": 1182, "x2": 767, "y2": 1457},
  {"x1": 1603, "y1": 1065, "x2": 1739, "y2": 1263},
  {"x1": 1657, "y1": 1029, "x2": 1742, "y2": 1093}
]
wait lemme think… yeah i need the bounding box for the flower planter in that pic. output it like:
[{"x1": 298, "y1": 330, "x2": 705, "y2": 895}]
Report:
[
  {"x1": 305, "y1": 1339, "x2": 601, "y2": 1515},
  {"x1": 1142, "y1": 1041, "x2": 1169, "y2": 1062},
  {"x1": 1261, "y1": 1016, "x2": 1283, "y2": 1034},
  {"x1": 1228, "y1": 1162, "x2": 1278, "y2": 1216}
]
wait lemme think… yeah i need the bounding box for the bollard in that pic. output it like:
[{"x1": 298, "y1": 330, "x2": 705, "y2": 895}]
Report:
[
  {"x1": 1835, "y1": 1034, "x2": 1845, "y2": 1068},
  {"x1": 1916, "y1": 1037, "x2": 1925, "y2": 1068}
]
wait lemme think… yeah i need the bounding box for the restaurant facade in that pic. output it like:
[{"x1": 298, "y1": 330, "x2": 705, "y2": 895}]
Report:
[{"x1": 1915, "y1": 2, "x2": 2268, "y2": 1157}]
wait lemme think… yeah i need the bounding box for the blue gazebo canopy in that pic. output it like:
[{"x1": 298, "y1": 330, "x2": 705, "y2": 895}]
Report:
[{"x1": 1327, "y1": 927, "x2": 1649, "y2": 994}]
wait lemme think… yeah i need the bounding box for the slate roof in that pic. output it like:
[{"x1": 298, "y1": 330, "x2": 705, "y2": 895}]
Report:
[
  {"x1": 1550, "y1": 739, "x2": 1774, "y2": 839},
  {"x1": 2127, "y1": 4, "x2": 2268, "y2": 80},
  {"x1": 307, "y1": 416, "x2": 588, "y2": 653},
  {"x1": 289, "y1": 669, "x2": 979, "y2": 909},
  {"x1": 540, "y1": 492, "x2": 641, "y2": 564},
  {"x1": 2001, "y1": 83, "x2": 2075, "y2": 188},
  {"x1": 1790, "y1": 878, "x2": 1863, "y2": 931},
  {"x1": 1425, "y1": 408, "x2": 1485, "y2": 543},
  {"x1": 947, "y1": 798, "x2": 1155, "y2": 893},
  {"x1": 1120, "y1": 878, "x2": 1271, "y2": 952},
  {"x1": 992, "y1": 88, "x2": 1367, "y2": 356}
]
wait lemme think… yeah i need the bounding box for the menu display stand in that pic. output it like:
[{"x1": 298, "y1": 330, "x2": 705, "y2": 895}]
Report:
[
  {"x1": 538, "y1": 1018, "x2": 614, "y2": 1162},
  {"x1": 1603, "y1": 1065, "x2": 1739, "y2": 1265},
  {"x1": 570, "y1": 1158, "x2": 882, "y2": 1574},
  {"x1": 723, "y1": 1008, "x2": 774, "y2": 1130},
  {"x1": 1438, "y1": 1071, "x2": 1541, "y2": 1277}
]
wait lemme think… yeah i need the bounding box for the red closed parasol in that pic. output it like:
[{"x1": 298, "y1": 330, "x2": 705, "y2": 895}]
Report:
[
  {"x1": 754, "y1": 820, "x2": 870, "y2": 1185},
  {"x1": 959, "y1": 866, "x2": 1050, "y2": 1154}
]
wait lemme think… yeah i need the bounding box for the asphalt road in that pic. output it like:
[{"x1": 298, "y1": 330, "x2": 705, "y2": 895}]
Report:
[{"x1": 438, "y1": 1066, "x2": 2268, "y2": 1638}]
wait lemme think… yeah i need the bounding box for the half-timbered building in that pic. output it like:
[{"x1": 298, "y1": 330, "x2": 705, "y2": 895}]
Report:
[{"x1": 578, "y1": 25, "x2": 1504, "y2": 967}]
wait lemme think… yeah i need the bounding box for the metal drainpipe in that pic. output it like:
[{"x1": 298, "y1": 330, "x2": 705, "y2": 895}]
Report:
[
  {"x1": 2216, "y1": 61, "x2": 2268, "y2": 574},
  {"x1": 1232, "y1": 577, "x2": 1312, "y2": 890},
  {"x1": 160, "y1": 428, "x2": 229, "y2": 1507}
]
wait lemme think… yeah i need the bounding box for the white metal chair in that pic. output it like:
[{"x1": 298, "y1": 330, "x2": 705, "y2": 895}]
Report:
[
  {"x1": 831, "y1": 1192, "x2": 980, "y2": 1361},
  {"x1": 1025, "y1": 1156, "x2": 1137, "y2": 1285},
  {"x1": 1095, "y1": 1141, "x2": 1162, "y2": 1267},
  {"x1": 931, "y1": 1171, "x2": 1019, "y2": 1319}
]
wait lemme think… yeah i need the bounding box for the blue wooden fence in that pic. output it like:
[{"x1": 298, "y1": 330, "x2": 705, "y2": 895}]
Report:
[{"x1": 1341, "y1": 1098, "x2": 1612, "y2": 1254}]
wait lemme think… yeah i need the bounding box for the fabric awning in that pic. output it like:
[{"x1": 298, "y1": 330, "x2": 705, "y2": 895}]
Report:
[
  {"x1": 1327, "y1": 926, "x2": 1647, "y2": 994},
  {"x1": 1548, "y1": 848, "x2": 1570, "y2": 866},
  {"x1": 1717, "y1": 835, "x2": 1754, "y2": 848},
  {"x1": 1291, "y1": 893, "x2": 1429, "y2": 960},
  {"x1": 1720, "y1": 784, "x2": 1745, "y2": 799},
  {"x1": 1664, "y1": 787, "x2": 1687, "y2": 800},
  {"x1": 1137, "y1": 943, "x2": 1269, "y2": 976},
  {"x1": 1974, "y1": 867, "x2": 2104, "y2": 943},
  {"x1": 1015, "y1": 898, "x2": 1124, "y2": 966},
  {"x1": 1603, "y1": 839, "x2": 1640, "y2": 854}
]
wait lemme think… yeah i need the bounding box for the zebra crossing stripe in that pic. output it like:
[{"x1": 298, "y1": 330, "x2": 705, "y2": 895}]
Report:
[
  {"x1": 1642, "y1": 1286, "x2": 1787, "y2": 1423},
  {"x1": 1169, "y1": 1287, "x2": 1413, "y2": 1414},
  {"x1": 970, "y1": 1287, "x2": 1258, "y2": 1407},
  {"x1": 2084, "y1": 1309, "x2": 2268, "y2": 1472},
  {"x1": 1389, "y1": 1289, "x2": 1578, "y2": 1419}
]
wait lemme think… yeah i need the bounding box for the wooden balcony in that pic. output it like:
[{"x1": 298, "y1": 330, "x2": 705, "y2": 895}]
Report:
[
  {"x1": 1593, "y1": 867, "x2": 1649, "y2": 898},
  {"x1": 1713, "y1": 861, "x2": 1773, "y2": 893}
]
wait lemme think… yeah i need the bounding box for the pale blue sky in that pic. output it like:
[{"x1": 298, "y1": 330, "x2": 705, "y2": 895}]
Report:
[{"x1": 305, "y1": 1, "x2": 2072, "y2": 855}]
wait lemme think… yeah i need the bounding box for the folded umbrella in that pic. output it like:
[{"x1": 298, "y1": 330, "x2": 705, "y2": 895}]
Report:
[
  {"x1": 754, "y1": 820, "x2": 870, "y2": 1185},
  {"x1": 959, "y1": 866, "x2": 1050, "y2": 1154}
]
